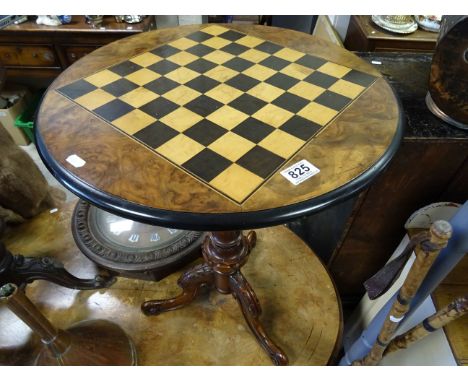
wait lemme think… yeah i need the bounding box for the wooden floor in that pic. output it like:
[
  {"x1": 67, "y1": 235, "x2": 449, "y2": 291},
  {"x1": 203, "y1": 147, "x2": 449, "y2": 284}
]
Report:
[
  {"x1": 432, "y1": 254, "x2": 468, "y2": 366},
  {"x1": 0, "y1": 201, "x2": 342, "y2": 366}
]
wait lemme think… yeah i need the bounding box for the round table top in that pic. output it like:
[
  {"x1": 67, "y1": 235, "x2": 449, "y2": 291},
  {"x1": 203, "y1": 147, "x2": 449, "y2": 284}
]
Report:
[{"x1": 36, "y1": 24, "x2": 403, "y2": 230}]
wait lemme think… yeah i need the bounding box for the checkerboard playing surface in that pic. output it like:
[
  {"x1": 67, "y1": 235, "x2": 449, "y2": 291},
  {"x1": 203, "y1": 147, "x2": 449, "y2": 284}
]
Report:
[{"x1": 56, "y1": 25, "x2": 377, "y2": 203}]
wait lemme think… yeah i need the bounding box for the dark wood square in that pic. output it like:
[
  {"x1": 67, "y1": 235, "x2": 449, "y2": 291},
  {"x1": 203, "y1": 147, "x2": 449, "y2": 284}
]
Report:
[
  {"x1": 186, "y1": 58, "x2": 218, "y2": 74},
  {"x1": 185, "y1": 75, "x2": 221, "y2": 93},
  {"x1": 304, "y1": 71, "x2": 339, "y2": 88},
  {"x1": 147, "y1": 60, "x2": 180, "y2": 75},
  {"x1": 342, "y1": 70, "x2": 376, "y2": 87},
  {"x1": 150, "y1": 45, "x2": 181, "y2": 58},
  {"x1": 182, "y1": 148, "x2": 232, "y2": 182},
  {"x1": 108, "y1": 61, "x2": 143, "y2": 76},
  {"x1": 101, "y1": 78, "x2": 139, "y2": 97},
  {"x1": 279, "y1": 115, "x2": 321, "y2": 140},
  {"x1": 225, "y1": 74, "x2": 260, "y2": 92},
  {"x1": 259, "y1": 56, "x2": 291, "y2": 71},
  {"x1": 186, "y1": 44, "x2": 216, "y2": 57},
  {"x1": 228, "y1": 94, "x2": 267, "y2": 115},
  {"x1": 185, "y1": 31, "x2": 213, "y2": 43},
  {"x1": 184, "y1": 95, "x2": 223, "y2": 117},
  {"x1": 236, "y1": 146, "x2": 285, "y2": 179},
  {"x1": 220, "y1": 43, "x2": 250, "y2": 56},
  {"x1": 232, "y1": 118, "x2": 275, "y2": 143},
  {"x1": 93, "y1": 99, "x2": 134, "y2": 122},
  {"x1": 144, "y1": 77, "x2": 180, "y2": 95},
  {"x1": 255, "y1": 41, "x2": 283, "y2": 54},
  {"x1": 313, "y1": 90, "x2": 352, "y2": 111},
  {"x1": 133, "y1": 121, "x2": 179, "y2": 148},
  {"x1": 223, "y1": 57, "x2": 253, "y2": 72},
  {"x1": 58, "y1": 79, "x2": 97, "y2": 100},
  {"x1": 184, "y1": 119, "x2": 227, "y2": 146},
  {"x1": 140, "y1": 97, "x2": 179, "y2": 119},
  {"x1": 272, "y1": 92, "x2": 309, "y2": 113},
  {"x1": 296, "y1": 55, "x2": 327, "y2": 69},
  {"x1": 265, "y1": 73, "x2": 299, "y2": 90},
  {"x1": 218, "y1": 30, "x2": 245, "y2": 41}
]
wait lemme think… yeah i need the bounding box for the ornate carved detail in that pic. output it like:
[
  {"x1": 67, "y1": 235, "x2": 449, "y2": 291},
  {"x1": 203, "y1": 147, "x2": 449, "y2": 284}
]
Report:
[
  {"x1": 141, "y1": 263, "x2": 214, "y2": 316},
  {"x1": 72, "y1": 200, "x2": 203, "y2": 265},
  {"x1": 0, "y1": 242, "x2": 115, "y2": 289},
  {"x1": 141, "y1": 229, "x2": 289, "y2": 365}
]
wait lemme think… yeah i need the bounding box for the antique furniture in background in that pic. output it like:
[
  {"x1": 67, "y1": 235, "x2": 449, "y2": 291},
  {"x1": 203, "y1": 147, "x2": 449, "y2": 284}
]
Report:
[
  {"x1": 0, "y1": 16, "x2": 155, "y2": 83},
  {"x1": 35, "y1": 24, "x2": 402, "y2": 365},
  {"x1": 345, "y1": 16, "x2": 438, "y2": 52},
  {"x1": 0, "y1": 282, "x2": 137, "y2": 365},
  {"x1": 0, "y1": 202, "x2": 342, "y2": 366},
  {"x1": 328, "y1": 52, "x2": 468, "y2": 305}
]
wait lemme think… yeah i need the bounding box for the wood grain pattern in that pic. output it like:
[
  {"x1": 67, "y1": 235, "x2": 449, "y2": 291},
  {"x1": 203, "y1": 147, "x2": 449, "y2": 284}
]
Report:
[
  {"x1": 0, "y1": 202, "x2": 342, "y2": 366},
  {"x1": 37, "y1": 24, "x2": 400, "y2": 215}
]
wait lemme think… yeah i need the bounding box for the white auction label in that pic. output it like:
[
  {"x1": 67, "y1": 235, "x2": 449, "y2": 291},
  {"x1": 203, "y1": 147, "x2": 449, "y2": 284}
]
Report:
[
  {"x1": 66, "y1": 154, "x2": 86, "y2": 168},
  {"x1": 280, "y1": 159, "x2": 320, "y2": 185}
]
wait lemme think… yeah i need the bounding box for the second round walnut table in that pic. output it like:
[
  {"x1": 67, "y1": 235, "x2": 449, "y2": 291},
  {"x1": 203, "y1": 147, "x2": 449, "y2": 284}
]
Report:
[{"x1": 35, "y1": 24, "x2": 403, "y2": 365}]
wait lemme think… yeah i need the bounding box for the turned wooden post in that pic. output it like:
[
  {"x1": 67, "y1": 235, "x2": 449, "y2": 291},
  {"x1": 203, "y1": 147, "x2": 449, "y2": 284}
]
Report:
[
  {"x1": 384, "y1": 295, "x2": 468, "y2": 355},
  {"x1": 353, "y1": 220, "x2": 452, "y2": 366}
]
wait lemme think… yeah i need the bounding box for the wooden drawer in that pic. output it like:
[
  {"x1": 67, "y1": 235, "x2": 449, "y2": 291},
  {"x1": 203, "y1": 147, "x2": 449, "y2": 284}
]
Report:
[
  {"x1": 0, "y1": 45, "x2": 58, "y2": 67},
  {"x1": 63, "y1": 45, "x2": 100, "y2": 66}
]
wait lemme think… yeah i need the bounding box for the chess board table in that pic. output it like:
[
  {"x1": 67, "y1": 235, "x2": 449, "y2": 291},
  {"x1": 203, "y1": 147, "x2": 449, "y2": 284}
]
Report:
[{"x1": 36, "y1": 24, "x2": 403, "y2": 365}]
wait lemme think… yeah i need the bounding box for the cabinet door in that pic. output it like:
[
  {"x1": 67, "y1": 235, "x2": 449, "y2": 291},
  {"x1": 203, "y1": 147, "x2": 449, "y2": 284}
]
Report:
[{"x1": 0, "y1": 45, "x2": 58, "y2": 67}]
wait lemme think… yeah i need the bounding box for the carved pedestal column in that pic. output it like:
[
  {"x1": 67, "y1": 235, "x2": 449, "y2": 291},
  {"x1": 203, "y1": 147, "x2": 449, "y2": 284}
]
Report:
[{"x1": 142, "y1": 230, "x2": 288, "y2": 365}]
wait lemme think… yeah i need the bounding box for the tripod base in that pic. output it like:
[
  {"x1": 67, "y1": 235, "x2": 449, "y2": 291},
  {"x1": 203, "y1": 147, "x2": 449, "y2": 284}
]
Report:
[{"x1": 142, "y1": 230, "x2": 288, "y2": 366}]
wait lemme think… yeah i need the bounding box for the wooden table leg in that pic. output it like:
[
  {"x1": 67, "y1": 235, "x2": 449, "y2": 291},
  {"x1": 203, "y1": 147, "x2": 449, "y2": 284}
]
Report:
[{"x1": 141, "y1": 230, "x2": 289, "y2": 365}]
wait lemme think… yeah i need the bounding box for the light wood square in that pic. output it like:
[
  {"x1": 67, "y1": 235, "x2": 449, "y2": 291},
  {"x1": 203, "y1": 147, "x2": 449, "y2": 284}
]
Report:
[
  {"x1": 316, "y1": 62, "x2": 351, "y2": 78},
  {"x1": 125, "y1": 68, "x2": 161, "y2": 86},
  {"x1": 129, "y1": 52, "x2": 162, "y2": 67},
  {"x1": 203, "y1": 50, "x2": 235, "y2": 65},
  {"x1": 165, "y1": 67, "x2": 200, "y2": 84},
  {"x1": 236, "y1": 35, "x2": 264, "y2": 48},
  {"x1": 160, "y1": 107, "x2": 203, "y2": 132},
  {"x1": 273, "y1": 48, "x2": 305, "y2": 62},
  {"x1": 238, "y1": 49, "x2": 269, "y2": 63},
  {"x1": 167, "y1": 51, "x2": 198, "y2": 66},
  {"x1": 258, "y1": 129, "x2": 304, "y2": 159},
  {"x1": 202, "y1": 37, "x2": 231, "y2": 50},
  {"x1": 156, "y1": 135, "x2": 204, "y2": 165},
  {"x1": 168, "y1": 37, "x2": 199, "y2": 50},
  {"x1": 205, "y1": 84, "x2": 243, "y2": 104},
  {"x1": 252, "y1": 104, "x2": 294, "y2": 128},
  {"x1": 75, "y1": 89, "x2": 115, "y2": 110},
  {"x1": 163, "y1": 85, "x2": 202, "y2": 106},
  {"x1": 280, "y1": 63, "x2": 314, "y2": 80},
  {"x1": 85, "y1": 70, "x2": 121, "y2": 87},
  {"x1": 328, "y1": 79, "x2": 365, "y2": 99},
  {"x1": 206, "y1": 105, "x2": 248, "y2": 130},
  {"x1": 297, "y1": 102, "x2": 338, "y2": 126},
  {"x1": 119, "y1": 87, "x2": 159, "y2": 108},
  {"x1": 113, "y1": 109, "x2": 156, "y2": 134},
  {"x1": 242, "y1": 64, "x2": 276, "y2": 81},
  {"x1": 208, "y1": 132, "x2": 256, "y2": 162},
  {"x1": 288, "y1": 81, "x2": 325, "y2": 101},
  {"x1": 247, "y1": 82, "x2": 285, "y2": 103},
  {"x1": 204, "y1": 66, "x2": 239, "y2": 83},
  {"x1": 210, "y1": 164, "x2": 263, "y2": 203},
  {"x1": 201, "y1": 25, "x2": 230, "y2": 36}
]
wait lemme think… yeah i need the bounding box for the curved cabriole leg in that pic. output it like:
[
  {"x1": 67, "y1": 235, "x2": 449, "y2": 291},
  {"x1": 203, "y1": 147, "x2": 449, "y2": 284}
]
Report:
[
  {"x1": 141, "y1": 263, "x2": 214, "y2": 316},
  {"x1": 0, "y1": 243, "x2": 115, "y2": 290},
  {"x1": 230, "y1": 271, "x2": 289, "y2": 366}
]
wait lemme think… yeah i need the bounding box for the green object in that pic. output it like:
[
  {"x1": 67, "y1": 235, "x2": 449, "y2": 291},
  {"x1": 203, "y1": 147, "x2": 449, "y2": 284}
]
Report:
[{"x1": 14, "y1": 91, "x2": 43, "y2": 143}]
